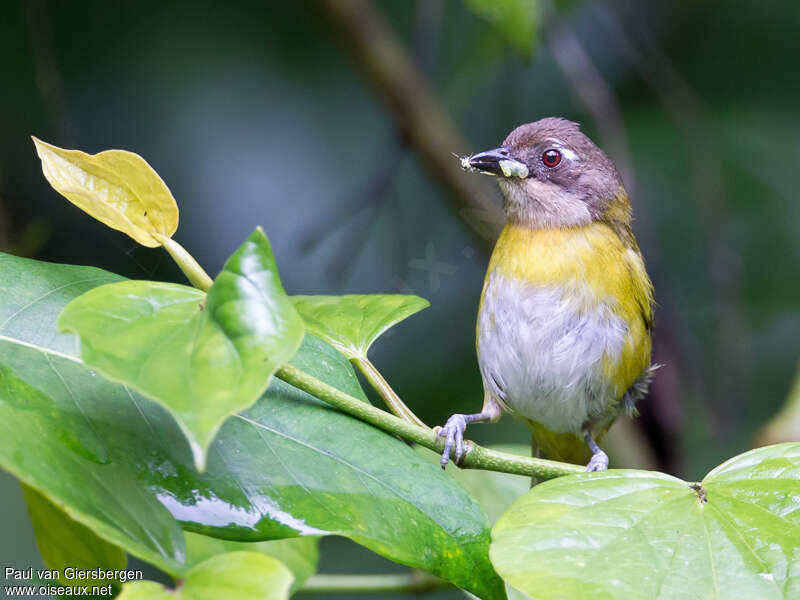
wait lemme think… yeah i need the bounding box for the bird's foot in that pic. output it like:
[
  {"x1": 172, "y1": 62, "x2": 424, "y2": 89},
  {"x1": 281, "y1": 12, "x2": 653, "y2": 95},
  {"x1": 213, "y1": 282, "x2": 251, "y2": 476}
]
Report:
[
  {"x1": 585, "y1": 449, "x2": 609, "y2": 472},
  {"x1": 436, "y1": 414, "x2": 468, "y2": 468}
]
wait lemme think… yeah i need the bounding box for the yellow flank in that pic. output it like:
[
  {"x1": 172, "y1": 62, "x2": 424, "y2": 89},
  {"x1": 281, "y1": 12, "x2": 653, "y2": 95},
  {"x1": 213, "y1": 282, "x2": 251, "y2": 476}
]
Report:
[{"x1": 484, "y1": 221, "x2": 653, "y2": 401}]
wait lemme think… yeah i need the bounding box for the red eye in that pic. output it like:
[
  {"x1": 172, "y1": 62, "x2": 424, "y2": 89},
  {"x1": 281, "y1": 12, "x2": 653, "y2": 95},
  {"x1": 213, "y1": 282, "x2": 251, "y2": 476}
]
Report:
[{"x1": 542, "y1": 149, "x2": 562, "y2": 167}]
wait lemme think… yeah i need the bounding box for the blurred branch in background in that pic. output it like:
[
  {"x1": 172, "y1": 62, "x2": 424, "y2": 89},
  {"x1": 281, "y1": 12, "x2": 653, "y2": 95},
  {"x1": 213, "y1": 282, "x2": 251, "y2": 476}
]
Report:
[
  {"x1": 755, "y1": 361, "x2": 800, "y2": 446},
  {"x1": 319, "y1": 0, "x2": 504, "y2": 247},
  {"x1": 595, "y1": 5, "x2": 747, "y2": 438}
]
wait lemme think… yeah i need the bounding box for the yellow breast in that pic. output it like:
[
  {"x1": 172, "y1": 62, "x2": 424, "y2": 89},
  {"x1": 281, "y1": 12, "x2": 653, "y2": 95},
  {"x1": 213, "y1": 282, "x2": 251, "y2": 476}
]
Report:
[{"x1": 481, "y1": 221, "x2": 653, "y2": 400}]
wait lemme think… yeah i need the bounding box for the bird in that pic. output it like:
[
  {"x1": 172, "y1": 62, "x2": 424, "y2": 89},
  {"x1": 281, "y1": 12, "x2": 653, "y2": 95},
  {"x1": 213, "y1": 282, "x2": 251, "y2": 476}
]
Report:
[{"x1": 437, "y1": 117, "x2": 655, "y2": 472}]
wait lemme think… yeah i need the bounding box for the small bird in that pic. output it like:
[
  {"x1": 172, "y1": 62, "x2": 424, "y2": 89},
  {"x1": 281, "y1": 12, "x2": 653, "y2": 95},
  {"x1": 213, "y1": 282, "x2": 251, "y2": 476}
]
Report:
[{"x1": 438, "y1": 118, "x2": 655, "y2": 472}]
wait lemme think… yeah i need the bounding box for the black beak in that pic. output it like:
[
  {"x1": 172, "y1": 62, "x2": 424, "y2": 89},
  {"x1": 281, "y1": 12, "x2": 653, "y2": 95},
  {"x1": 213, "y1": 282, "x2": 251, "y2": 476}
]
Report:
[{"x1": 459, "y1": 147, "x2": 529, "y2": 178}]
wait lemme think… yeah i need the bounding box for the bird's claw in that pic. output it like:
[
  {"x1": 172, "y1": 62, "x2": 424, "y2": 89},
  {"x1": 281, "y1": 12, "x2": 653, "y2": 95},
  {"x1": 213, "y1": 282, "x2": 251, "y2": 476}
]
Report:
[
  {"x1": 585, "y1": 449, "x2": 609, "y2": 472},
  {"x1": 437, "y1": 414, "x2": 468, "y2": 468}
]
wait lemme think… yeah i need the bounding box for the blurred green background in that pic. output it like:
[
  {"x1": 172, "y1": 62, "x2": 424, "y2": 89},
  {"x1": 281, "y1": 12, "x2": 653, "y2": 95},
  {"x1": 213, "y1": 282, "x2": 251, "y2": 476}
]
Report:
[{"x1": 1, "y1": 1, "x2": 798, "y2": 598}]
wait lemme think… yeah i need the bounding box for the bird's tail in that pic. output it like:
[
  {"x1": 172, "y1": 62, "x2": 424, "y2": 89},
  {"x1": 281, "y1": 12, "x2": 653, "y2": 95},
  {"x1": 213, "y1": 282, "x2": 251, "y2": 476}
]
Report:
[{"x1": 526, "y1": 420, "x2": 593, "y2": 466}]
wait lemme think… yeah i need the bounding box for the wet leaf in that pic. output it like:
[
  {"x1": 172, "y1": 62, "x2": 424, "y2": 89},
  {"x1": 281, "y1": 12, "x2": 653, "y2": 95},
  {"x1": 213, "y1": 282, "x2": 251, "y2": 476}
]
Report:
[
  {"x1": 0, "y1": 252, "x2": 505, "y2": 600},
  {"x1": 32, "y1": 138, "x2": 178, "y2": 248},
  {"x1": 291, "y1": 295, "x2": 429, "y2": 359},
  {"x1": 184, "y1": 533, "x2": 318, "y2": 593},
  {"x1": 58, "y1": 228, "x2": 304, "y2": 470},
  {"x1": 0, "y1": 253, "x2": 185, "y2": 577},
  {"x1": 491, "y1": 444, "x2": 800, "y2": 599},
  {"x1": 117, "y1": 552, "x2": 292, "y2": 600},
  {"x1": 22, "y1": 484, "x2": 127, "y2": 588}
]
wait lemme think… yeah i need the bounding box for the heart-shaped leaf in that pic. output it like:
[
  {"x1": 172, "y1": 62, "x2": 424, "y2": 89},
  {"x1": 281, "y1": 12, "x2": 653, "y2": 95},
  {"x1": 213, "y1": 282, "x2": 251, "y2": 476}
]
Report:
[
  {"x1": 117, "y1": 552, "x2": 293, "y2": 600},
  {"x1": 58, "y1": 228, "x2": 304, "y2": 470},
  {"x1": 491, "y1": 444, "x2": 800, "y2": 599},
  {"x1": 290, "y1": 295, "x2": 429, "y2": 359},
  {"x1": 22, "y1": 483, "x2": 127, "y2": 589},
  {"x1": 32, "y1": 138, "x2": 179, "y2": 248},
  {"x1": 0, "y1": 252, "x2": 505, "y2": 600},
  {"x1": 184, "y1": 533, "x2": 318, "y2": 593}
]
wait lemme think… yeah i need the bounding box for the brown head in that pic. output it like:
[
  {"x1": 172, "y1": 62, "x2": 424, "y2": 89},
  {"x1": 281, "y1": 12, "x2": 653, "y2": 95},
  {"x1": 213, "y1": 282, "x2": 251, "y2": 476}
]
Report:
[{"x1": 461, "y1": 118, "x2": 629, "y2": 229}]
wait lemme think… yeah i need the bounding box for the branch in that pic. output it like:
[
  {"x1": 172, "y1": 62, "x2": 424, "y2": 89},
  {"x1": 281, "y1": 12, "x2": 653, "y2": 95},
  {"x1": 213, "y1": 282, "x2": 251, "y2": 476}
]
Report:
[{"x1": 276, "y1": 363, "x2": 582, "y2": 480}]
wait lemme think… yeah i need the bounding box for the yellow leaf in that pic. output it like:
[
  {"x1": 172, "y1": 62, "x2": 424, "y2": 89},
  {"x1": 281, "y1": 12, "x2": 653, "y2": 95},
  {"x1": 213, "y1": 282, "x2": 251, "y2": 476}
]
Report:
[{"x1": 32, "y1": 137, "x2": 179, "y2": 247}]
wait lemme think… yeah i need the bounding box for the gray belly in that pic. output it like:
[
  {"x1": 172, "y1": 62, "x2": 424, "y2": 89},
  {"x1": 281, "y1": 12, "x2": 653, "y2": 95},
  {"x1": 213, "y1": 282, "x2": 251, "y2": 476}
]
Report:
[{"x1": 477, "y1": 270, "x2": 628, "y2": 433}]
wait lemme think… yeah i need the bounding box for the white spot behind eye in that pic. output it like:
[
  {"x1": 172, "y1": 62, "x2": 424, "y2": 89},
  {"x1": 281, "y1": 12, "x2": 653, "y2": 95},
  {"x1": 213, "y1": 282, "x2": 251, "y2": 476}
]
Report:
[
  {"x1": 545, "y1": 138, "x2": 578, "y2": 162},
  {"x1": 560, "y1": 147, "x2": 578, "y2": 161}
]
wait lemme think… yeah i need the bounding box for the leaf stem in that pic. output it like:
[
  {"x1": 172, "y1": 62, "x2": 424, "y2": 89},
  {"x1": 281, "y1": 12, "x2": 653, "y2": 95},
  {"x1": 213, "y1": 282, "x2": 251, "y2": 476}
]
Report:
[
  {"x1": 301, "y1": 572, "x2": 447, "y2": 593},
  {"x1": 154, "y1": 234, "x2": 213, "y2": 292},
  {"x1": 276, "y1": 363, "x2": 582, "y2": 481},
  {"x1": 352, "y1": 357, "x2": 428, "y2": 428}
]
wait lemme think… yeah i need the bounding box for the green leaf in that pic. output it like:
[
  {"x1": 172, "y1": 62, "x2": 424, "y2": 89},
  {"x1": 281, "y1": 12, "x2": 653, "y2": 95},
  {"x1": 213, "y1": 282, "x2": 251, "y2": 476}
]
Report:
[
  {"x1": 442, "y1": 444, "x2": 531, "y2": 525},
  {"x1": 491, "y1": 444, "x2": 800, "y2": 599},
  {"x1": 22, "y1": 483, "x2": 127, "y2": 588},
  {"x1": 117, "y1": 582, "x2": 175, "y2": 600},
  {"x1": 0, "y1": 355, "x2": 187, "y2": 576},
  {"x1": 0, "y1": 252, "x2": 124, "y2": 355},
  {"x1": 32, "y1": 138, "x2": 179, "y2": 248},
  {"x1": 58, "y1": 228, "x2": 305, "y2": 470},
  {"x1": 184, "y1": 533, "x2": 318, "y2": 593},
  {"x1": 290, "y1": 295, "x2": 429, "y2": 359},
  {"x1": 431, "y1": 445, "x2": 533, "y2": 600},
  {"x1": 117, "y1": 552, "x2": 293, "y2": 600},
  {"x1": 0, "y1": 252, "x2": 504, "y2": 600},
  {"x1": 0, "y1": 255, "x2": 186, "y2": 577},
  {"x1": 463, "y1": 0, "x2": 540, "y2": 59}
]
